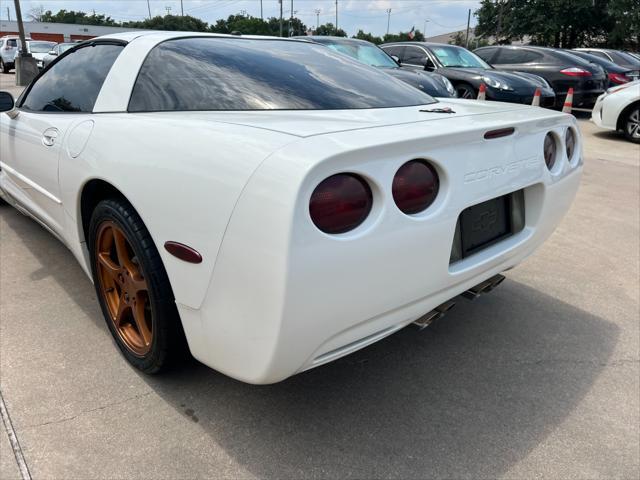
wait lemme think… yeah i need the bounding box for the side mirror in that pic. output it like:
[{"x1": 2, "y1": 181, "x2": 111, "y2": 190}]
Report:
[
  {"x1": 391, "y1": 55, "x2": 400, "y2": 63},
  {"x1": 425, "y1": 58, "x2": 436, "y2": 71},
  {"x1": 0, "y1": 91, "x2": 15, "y2": 113},
  {"x1": 48, "y1": 50, "x2": 57, "y2": 56}
]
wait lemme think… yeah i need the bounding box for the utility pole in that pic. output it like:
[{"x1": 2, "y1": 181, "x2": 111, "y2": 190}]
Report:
[
  {"x1": 289, "y1": 0, "x2": 293, "y2": 36},
  {"x1": 165, "y1": 6, "x2": 172, "y2": 16},
  {"x1": 6, "y1": 7, "x2": 10, "y2": 22},
  {"x1": 496, "y1": 0, "x2": 503, "y2": 43},
  {"x1": 13, "y1": 0, "x2": 37, "y2": 86},
  {"x1": 465, "y1": 8, "x2": 471, "y2": 48},
  {"x1": 423, "y1": 19, "x2": 429, "y2": 39},
  {"x1": 260, "y1": 0, "x2": 263, "y2": 20},
  {"x1": 386, "y1": 8, "x2": 391, "y2": 36},
  {"x1": 146, "y1": 0, "x2": 151, "y2": 19},
  {"x1": 180, "y1": 0, "x2": 184, "y2": 16},
  {"x1": 279, "y1": 0, "x2": 283, "y2": 37},
  {"x1": 335, "y1": 0, "x2": 338, "y2": 31},
  {"x1": 240, "y1": 9, "x2": 247, "y2": 17},
  {"x1": 314, "y1": 9, "x2": 320, "y2": 29}
]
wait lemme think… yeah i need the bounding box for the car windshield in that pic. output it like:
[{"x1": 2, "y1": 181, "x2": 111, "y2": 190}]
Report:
[
  {"x1": 431, "y1": 45, "x2": 490, "y2": 68},
  {"x1": 28, "y1": 41, "x2": 56, "y2": 53},
  {"x1": 323, "y1": 40, "x2": 398, "y2": 68},
  {"x1": 129, "y1": 37, "x2": 435, "y2": 112},
  {"x1": 59, "y1": 44, "x2": 76, "y2": 54}
]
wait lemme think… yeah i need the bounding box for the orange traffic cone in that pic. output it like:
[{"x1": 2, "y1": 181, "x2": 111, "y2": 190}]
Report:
[
  {"x1": 477, "y1": 83, "x2": 486, "y2": 101},
  {"x1": 562, "y1": 88, "x2": 574, "y2": 113},
  {"x1": 531, "y1": 87, "x2": 541, "y2": 106}
]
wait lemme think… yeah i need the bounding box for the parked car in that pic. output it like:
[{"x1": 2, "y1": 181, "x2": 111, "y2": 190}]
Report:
[
  {"x1": 0, "y1": 35, "x2": 32, "y2": 73},
  {"x1": 474, "y1": 45, "x2": 607, "y2": 108},
  {"x1": 592, "y1": 80, "x2": 640, "y2": 143},
  {"x1": 298, "y1": 36, "x2": 456, "y2": 98},
  {"x1": 573, "y1": 48, "x2": 640, "y2": 74},
  {"x1": 381, "y1": 42, "x2": 555, "y2": 106},
  {"x1": 14, "y1": 40, "x2": 57, "y2": 69},
  {"x1": 625, "y1": 51, "x2": 640, "y2": 61},
  {"x1": 567, "y1": 49, "x2": 636, "y2": 86},
  {"x1": 0, "y1": 32, "x2": 581, "y2": 384},
  {"x1": 42, "y1": 42, "x2": 78, "y2": 68}
]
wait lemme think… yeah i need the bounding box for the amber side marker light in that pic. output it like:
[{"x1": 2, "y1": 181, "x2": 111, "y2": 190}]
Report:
[
  {"x1": 484, "y1": 127, "x2": 515, "y2": 140},
  {"x1": 164, "y1": 241, "x2": 203, "y2": 264}
]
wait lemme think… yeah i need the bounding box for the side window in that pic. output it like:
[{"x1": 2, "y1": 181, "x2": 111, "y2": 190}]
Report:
[
  {"x1": 404, "y1": 46, "x2": 427, "y2": 65},
  {"x1": 7, "y1": 39, "x2": 17, "y2": 48},
  {"x1": 518, "y1": 50, "x2": 543, "y2": 63},
  {"x1": 588, "y1": 51, "x2": 610, "y2": 61},
  {"x1": 21, "y1": 43, "x2": 124, "y2": 113},
  {"x1": 494, "y1": 49, "x2": 527, "y2": 64},
  {"x1": 382, "y1": 45, "x2": 405, "y2": 61},
  {"x1": 475, "y1": 47, "x2": 497, "y2": 62}
]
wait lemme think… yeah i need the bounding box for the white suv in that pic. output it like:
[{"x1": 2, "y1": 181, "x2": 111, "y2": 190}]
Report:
[{"x1": 0, "y1": 36, "x2": 31, "y2": 73}]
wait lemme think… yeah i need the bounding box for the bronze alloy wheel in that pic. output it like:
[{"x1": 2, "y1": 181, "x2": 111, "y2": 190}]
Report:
[{"x1": 95, "y1": 220, "x2": 153, "y2": 356}]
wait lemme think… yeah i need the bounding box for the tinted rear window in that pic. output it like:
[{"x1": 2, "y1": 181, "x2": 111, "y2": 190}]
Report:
[{"x1": 128, "y1": 37, "x2": 435, "y2": 112}]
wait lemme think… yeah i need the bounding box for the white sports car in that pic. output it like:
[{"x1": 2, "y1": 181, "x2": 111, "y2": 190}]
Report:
[
  {"x1": 592, "y1": 80, "x2": 640, "y2": 143},
  {"x1": 0, "y1": 32, "x2": 582, "y2": 384}
]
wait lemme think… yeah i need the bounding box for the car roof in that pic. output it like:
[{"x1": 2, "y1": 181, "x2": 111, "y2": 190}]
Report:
[
  {"x1": 382, "y1": 42, "x2": 460, "y2": 48},
  {"x1": 97, "y1": 31, "x2": 301, "y2": 43}
]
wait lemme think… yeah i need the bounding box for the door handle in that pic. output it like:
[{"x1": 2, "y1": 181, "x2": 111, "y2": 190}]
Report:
[{"x1": 42, "y1": 128, "x2": 59, "y2": 147}]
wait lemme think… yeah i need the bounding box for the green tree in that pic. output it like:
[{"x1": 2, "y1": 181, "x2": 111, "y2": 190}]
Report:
[
  {"x1": 209, "y1": 15, "x2": 272, "y2": 35},
  {"x1": 383, "y1": 29, "x2": 425, "y2": 43},
  {"x1": 124, "y1": 14, "x2": 209, "y2": 32},
  {"x1": 474, "y1": 0, "x2": 634, "y2": 49},
  {"x1": 314, "y1": 23, "x2": 347, "y2": 37},
  {"x1": 353, "y1": 30, "x2": 382, "y2": 44},
  {"x1": 40, "y1": 9, "x2": 120, "y2": 26}
]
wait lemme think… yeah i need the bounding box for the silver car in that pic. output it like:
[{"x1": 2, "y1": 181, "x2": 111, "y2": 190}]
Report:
[
  {"x1": 14, "y1": 40, "x2": 57, "y2": 69},
  {"x1": 42, "y1": 42, "x2": 77, "y2": 68},
  {"x1": 0, "y1": 36, "x2": 32, "y2": 73}
]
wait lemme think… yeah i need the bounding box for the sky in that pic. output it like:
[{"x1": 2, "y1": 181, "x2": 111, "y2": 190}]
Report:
[{"x1": 3, "y1": 0, "x2": 482, "y2": 38}]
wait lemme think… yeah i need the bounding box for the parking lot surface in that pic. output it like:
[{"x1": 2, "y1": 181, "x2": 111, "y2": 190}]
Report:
[{"x1": 1, "y1": 71, "x2": 639, "y2": 479}]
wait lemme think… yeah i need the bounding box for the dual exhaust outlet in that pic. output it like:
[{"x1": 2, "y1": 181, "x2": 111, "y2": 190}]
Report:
[{"x1": 412, "y1": 274, "x2": 506, "y2": 330}]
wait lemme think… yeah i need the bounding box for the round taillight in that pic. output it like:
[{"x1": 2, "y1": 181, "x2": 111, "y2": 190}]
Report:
[
  {"x1": 565, "y1": 128, "x2": 576, "y2": 161},
  {"x1": 309, "y1": 173, "x2": 373, "y2": 234},
  {"x1": 392, "y1": 160, "x2": 439, "y2": 214},
  {"x1": 543, "y1": 133, "x2": 557, "y2": 170}
]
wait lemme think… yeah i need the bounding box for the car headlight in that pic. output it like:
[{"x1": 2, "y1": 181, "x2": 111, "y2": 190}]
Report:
[
  {"x1": 482, "y1": 76, "x2": 514, "y2": 91},
  {"x1": 441, "y1": 76, "x2": 456, "y2": 96}
]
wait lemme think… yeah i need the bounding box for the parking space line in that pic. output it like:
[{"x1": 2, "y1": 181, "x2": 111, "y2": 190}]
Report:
[{"x1": 0, "y1": 389, "x2": 32, "y2": 480}]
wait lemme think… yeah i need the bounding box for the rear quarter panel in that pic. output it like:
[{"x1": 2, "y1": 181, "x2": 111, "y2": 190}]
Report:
[{"x1": 59, "y1": 113, "x2": 296, "y2": 309}]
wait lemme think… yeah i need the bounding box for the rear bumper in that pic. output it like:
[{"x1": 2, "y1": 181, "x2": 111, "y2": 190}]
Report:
[{"x1": 177, "y1": 110, "x2": 583, "y2": 384}]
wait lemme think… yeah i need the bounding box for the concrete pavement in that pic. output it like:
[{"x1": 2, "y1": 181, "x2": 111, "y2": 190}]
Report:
[{"x1": 1, "y1": 72, "x2": 639, "y2": 479}]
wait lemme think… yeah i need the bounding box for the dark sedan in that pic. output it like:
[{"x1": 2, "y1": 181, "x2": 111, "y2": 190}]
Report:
[
  {"x1": 474, "y1": 45, "x2": 606, "y2": 108},
  {"x1": 567, "y1": 49, "x2": 636, "y2": 87},
  {"x1": 298, "y1": 36, "x2": 456, "y2": 98},
  {"x1": 381, "y1": 42, "x2": 555, "y2": 106},
  {"x1": 573, "y1": 48, "x2": 640, "y2": 74}
]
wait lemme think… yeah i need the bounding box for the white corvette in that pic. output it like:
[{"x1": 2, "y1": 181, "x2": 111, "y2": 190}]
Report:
[
  {"x1": 0, "y1": 32, "x2": 582, "y2": 384},
  {"x1": 592, "y1": 80, "x2": 640, "y2": 143}
]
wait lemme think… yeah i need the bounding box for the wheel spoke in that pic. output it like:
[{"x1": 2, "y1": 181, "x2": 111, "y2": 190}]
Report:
[
  {"x1": 113, "y1": 228, "x2": 135, "y2": 273},
  {"x1": 132, "y1": 294, "x2": 152, "y2": 346},
  {"x1": 114, "y1": 292, "x2": 129, "y2": 327},
  {"x1": 97, "y1": 252, "x2": 121, "y2": 280}
]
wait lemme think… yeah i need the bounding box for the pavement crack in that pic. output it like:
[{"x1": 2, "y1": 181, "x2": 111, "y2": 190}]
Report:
[{"x1": 22, "y1": 391, "x2": 154, "y2": 430}]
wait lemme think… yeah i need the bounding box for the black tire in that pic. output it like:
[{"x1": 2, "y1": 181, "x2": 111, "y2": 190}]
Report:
[
  {"x1": 622, "y1": 106, "x2": 640, "y2": 144},
  {"x1": 0, "y1": 59, "x2": 9, "y2": 74},
  {"x1": 456, "y1": 83, "x2": 477, "y2": 100},
  {"x1": 88, "y1": 198, "x2": 185, "y2": 373}
]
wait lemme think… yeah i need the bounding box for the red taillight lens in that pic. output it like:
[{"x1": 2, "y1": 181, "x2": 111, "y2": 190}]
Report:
[
  {"x1": 560, "y1": 67, "x2": 592, "y2": 77},
  {"x1": 309, "y1": 173, "x2": 372, "y2": 234},
  {"x1": 608, "y1": 72, "x2": 630, "y2": 84},
  {"x1": 392, "y1": 160, "x2": 439, "y2": 214},
  {"x1": 544, "y1": 133, "x2": 557, "y2": 170}
]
